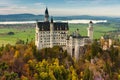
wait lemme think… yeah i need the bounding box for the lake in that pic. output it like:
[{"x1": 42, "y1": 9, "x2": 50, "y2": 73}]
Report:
[{"x1": 0, "y1": 20, "x2": 107, "y2": 24}]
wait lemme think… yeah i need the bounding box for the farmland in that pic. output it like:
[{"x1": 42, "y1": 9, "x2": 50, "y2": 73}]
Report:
[{"x1": 0, "y1": 23, "x2": 117, "y2": 46}]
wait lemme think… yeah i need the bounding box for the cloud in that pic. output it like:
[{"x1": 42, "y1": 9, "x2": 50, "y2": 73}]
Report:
[
  {"x1": 65, "y1": 0, "x2": 96, "y2": 3},
  {"x1": 0, "y1": 0, "x2": 15, "y2": 9},
  {"x1": 0, "y1": 6, "x2": 8, "y2": 8},
  {"x1": 0, "y1": 0, "x2": 46, "y2": 14},
  {"x1": 65, "y1": 0, "x2": 120, "y2": 6},
  {"x1": 50, "y1": 5, "x2": 120, "y2": 17},
  {"x1": 34, "y1": 2, "x2": 45, "y2": 6},
  {"x1": 0, "y1": 0, "x2": 120, "y2": 17}
]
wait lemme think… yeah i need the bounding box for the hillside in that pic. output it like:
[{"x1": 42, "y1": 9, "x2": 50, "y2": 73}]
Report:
[{"x1": 0, "y1": 40, "x2": 120, "y2": 80}]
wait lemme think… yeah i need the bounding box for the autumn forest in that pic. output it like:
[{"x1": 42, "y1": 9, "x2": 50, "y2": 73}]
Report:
[{"x1": 0, "y1": 39, "x2": 120, "y2": 80}]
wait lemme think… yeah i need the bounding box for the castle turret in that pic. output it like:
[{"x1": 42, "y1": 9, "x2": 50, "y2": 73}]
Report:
[
  {"x1": 75, "y1": 39, "x2": 79, "y2": 60},
  {"x1": 45, "y1": 7, "x2": 49, "y2": 22},
  {"x1": 35, "y1": 20, "x2": 40, "y2": 49},
  {"x1": 50, "y1": 17, "x2": 54, "y2": 47},
  {"x1": 87, "y1": 21, "x2": 93, "y2": 40}
]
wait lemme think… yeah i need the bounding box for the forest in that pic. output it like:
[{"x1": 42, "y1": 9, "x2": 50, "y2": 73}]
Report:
[{"x1": 0, "y1": 39, "x2": 120, "y2": 80}]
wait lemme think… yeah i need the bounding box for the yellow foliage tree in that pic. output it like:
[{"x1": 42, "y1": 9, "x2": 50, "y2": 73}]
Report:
[{"x1": 14, "y1": 50, "x2": 20, "y2": 58}]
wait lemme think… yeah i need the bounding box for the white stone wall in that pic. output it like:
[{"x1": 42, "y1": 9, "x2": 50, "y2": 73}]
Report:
[
  {"x1": 52, "y1": 31, "x2": 68, "y2": 46},
  {"x1": 66, "y1": 36, "x2": 91, "y2": 60},
  {"x1": 75, "y1": 39, "x2": 79, "y2": 60},
  {"x1": 88, "y1": 23, "x2": 93, "y2": 40},
  {"x1": 35, "y1": 23, "x2": 40, "y2": 49},
  {"x1": 37, "y1": 31, "x2": 51, "y2": 49},
  {"x1": 35, "y1": 23, "x2": 68, "y2": 50},
  {"x1": 50, "y1": 23, "x2": 54, "y2": 48}
]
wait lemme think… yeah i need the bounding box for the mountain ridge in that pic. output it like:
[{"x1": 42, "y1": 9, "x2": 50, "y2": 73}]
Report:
[{"x1": 0, "y1": 13, "x2": 119, "y2": 23}]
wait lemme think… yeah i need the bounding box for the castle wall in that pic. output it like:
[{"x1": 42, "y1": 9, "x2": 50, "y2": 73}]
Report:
[{"x1": 36, "y1": 23, "x2": 68, "y2": 50}]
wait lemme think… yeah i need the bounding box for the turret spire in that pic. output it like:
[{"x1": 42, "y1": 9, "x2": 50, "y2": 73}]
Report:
[
  {"x1": 51, "y1": 16, "x2": 53, "y2": 23},
  {"x1": 45, "y1": 7, "x2": 49, "y2": 22}
]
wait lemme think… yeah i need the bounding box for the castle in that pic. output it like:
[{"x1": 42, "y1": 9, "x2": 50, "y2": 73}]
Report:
[{"x1": 35, "y1": 8, "x2": 93, "y2": 60}]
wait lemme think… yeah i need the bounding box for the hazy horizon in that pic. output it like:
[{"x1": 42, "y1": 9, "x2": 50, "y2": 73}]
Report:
[
  {"x1": 0, "y1": 13, "x2": 120, "y2": 18},
  {"x1": 0, "y1": 0, "x2": 120, "y2": 17}
]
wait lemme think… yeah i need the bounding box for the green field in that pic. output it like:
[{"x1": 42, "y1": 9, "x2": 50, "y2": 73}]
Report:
[
  {"x1": 69, "y1": 23, "x2": 116, "y2": 39},
  {"x1": 0, "y1": 28, "x2": 35, "y2": 46},
  {"x1": 0, "y1": 23, "x2": 117, "y2": 46}
]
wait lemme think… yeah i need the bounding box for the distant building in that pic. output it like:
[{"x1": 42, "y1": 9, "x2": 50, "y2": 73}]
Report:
[
  {"x1": 100, "y1": 36, "x2": 112, "y2": 50},
  {"x1": 35, "y1": 8, "x2": 93, "y2": 60}
]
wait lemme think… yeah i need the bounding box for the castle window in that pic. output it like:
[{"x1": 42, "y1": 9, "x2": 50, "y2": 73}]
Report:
[
  {"x1": 42, "y1": 26, "x2": 44, "y2": 31},
  {"x1": 60, "y1": 27, "x2": 61, "y2": 30}
]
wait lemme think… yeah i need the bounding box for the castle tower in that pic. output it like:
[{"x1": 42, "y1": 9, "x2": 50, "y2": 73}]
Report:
[
  {"x1": 87, "y1": 21, "x2": 93, "y2": 40},
  {"x1": 35, "y1": 20, "x2": 40, "y2": 49},
  {"x1": 75, "y1": 39, "x2": 79, "y2": 60},
  {"x1": 50, "y1": 17, "x2": 54, "y2": 48},
  {"x1": 45, "y1": 7, "x2": 49, "y2": 22},
  {"x1": 109, "y1": 39, "x2": 112, "y2": 48}
]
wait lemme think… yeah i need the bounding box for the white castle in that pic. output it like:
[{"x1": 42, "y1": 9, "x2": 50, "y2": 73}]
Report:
[{"x1": 35, "y1": 8, "x2": 93, "y2": 60}]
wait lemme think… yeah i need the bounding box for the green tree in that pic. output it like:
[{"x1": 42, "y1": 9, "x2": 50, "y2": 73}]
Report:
[{"x1": 83, "y1": 68, "x2": 93, "y2": 80}]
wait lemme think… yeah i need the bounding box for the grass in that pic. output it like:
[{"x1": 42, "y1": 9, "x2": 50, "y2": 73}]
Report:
[
  {"x1": 0, "y1": 28, "x2": 35, "y2": 46},
  {"x1": 0, "y1": 23, "x2": 117, "y2": 46},
  {"x1": 69, "y1": 23, "x2": 116, "y2": 39}
]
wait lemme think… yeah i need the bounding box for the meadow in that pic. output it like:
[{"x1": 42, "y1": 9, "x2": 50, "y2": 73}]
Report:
[
  {"x1": 0, "y1": 23, "x2": 116, "y2": 46},
  {"x1": 69, "y1": 23, "x2": 116, "y2": 38},
  {"x1": 0, "y1": 27, "x2": 35, "y2": 46}
]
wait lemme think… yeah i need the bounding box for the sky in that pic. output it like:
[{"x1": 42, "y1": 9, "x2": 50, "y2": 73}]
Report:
[{"x1": 0, "y1": 0, "x2": 120, "y2": 17}]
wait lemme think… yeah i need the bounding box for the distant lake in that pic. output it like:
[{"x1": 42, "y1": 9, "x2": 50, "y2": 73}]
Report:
[{"x1": 0, "y1": 20, "x2": 107, "y2": 24}]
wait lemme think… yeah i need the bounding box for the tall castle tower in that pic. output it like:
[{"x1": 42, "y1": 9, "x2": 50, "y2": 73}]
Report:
[
  {"x1": 87, "y1": 21, "x2": 93, "y2": 39},
  {"x1": 50, "y1": 17, "x2": 54, "y2": 48},
  {"x1": 45, "y1": 7, "x2": 49, "y2": 22}
]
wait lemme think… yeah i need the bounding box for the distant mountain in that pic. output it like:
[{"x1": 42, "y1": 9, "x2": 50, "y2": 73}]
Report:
[
  {"x1": 0, "y1": 14, "x2": 120, "y2": 23},
  {"x1": 53, "y1": 15, "x2": 120, "y2": 23},
  {"x1": 0, "y1": 14, "x2": 44, "y2": 21}
]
